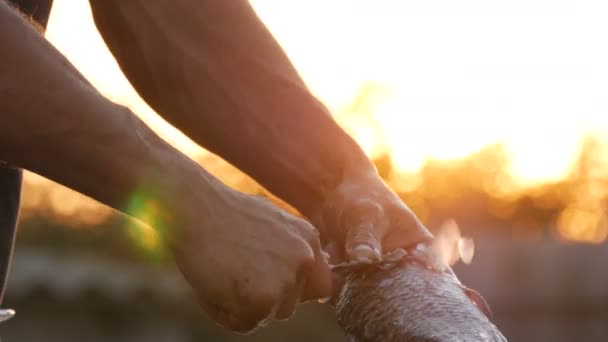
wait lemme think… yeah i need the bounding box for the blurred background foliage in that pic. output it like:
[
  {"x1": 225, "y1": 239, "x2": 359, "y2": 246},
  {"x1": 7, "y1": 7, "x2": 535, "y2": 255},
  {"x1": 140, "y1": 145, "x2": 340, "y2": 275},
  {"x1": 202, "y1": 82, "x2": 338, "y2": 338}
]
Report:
[
  {"x1": 5, "y1": 93, "x2": 608, "y2": 341},
  {"x1": 3, "y1": 0, "x2": 608, "y2": 341}
]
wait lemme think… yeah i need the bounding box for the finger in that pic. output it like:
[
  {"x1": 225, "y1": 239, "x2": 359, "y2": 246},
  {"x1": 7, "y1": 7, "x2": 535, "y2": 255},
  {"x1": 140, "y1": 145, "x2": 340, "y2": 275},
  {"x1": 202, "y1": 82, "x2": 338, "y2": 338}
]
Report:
[
  {"x1": 316, "y1": 242, "x2": 345, "y2": 306},
  {"x1": 340, "y1": 199, "x2": 385, "y2": 262},
  {"x1": 198, "y1": 295, "x2": 266, "y2": 334},
  {"x1": 345, "y1": 222, "x2": 383, "y2": 262},
  {"x1": 196, "y1": 296, "x2": 232, "y2": 329},
  {"x1": 230, "y1": 292, "x2": 276, "y2": 334},
  {"x1": 324, "y1": 241, "x2": 345, "y2": 265},
  {"x1": 274, "y1": 281, "x2": 304, "y2": 320},
  {"x1": 300, "y1": 238, "x2": 333, "y2": 302}
]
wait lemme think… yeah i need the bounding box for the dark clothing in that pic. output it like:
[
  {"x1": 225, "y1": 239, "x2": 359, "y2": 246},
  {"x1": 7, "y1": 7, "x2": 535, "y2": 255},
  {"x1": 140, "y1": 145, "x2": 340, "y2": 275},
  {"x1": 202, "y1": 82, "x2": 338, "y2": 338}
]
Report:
[
  {"x1": 0, "y1": 163, "x2": 21, "y2": 303},
  {"x1": 7, "y1": 0, "x2": 53, "y2": 27},
  {"x1": 0, "y1": 0, "x2": 53, "y2": 304}
]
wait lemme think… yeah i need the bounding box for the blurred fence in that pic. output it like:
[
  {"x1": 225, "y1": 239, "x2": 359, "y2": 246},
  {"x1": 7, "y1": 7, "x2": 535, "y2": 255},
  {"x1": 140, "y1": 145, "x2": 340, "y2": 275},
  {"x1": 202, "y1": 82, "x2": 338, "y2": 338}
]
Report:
[
  {"x1": 1, "y1": 234, "x2": 608, "y2": 341},
  {"x1": 455, "y1": 235, "x2": 608, "y2": 342}
]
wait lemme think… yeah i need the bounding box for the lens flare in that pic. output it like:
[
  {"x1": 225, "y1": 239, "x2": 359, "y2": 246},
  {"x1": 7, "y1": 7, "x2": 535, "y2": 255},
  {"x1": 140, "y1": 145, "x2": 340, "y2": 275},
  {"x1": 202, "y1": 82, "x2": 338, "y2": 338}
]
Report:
[
  {"x1": 433, "y1": 220, "x2": 475, "y2": 267},
  {"x1": 123, "y1": 188, "x2": 170, "y2": 261}
]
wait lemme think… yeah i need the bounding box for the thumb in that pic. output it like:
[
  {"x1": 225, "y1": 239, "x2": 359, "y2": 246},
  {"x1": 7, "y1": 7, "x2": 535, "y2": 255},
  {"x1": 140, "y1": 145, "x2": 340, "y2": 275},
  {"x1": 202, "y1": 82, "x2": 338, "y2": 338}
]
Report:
[
  {"x1": 341, "y1": 199, "x2": 386, "y2": 262},
  {"x1": 345, "y1": 222, "x2": 383, "y2": 262}
]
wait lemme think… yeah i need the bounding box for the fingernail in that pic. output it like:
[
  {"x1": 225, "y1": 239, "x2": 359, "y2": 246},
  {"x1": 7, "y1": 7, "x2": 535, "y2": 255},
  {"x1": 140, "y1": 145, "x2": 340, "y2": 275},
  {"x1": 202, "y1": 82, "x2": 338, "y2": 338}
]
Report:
[
  {"x1": 317, "y1": 296, "x2": 332, "y2": 304},
  {"x1": 350, "y1": 244, "x2": 381, "y2": 262}
]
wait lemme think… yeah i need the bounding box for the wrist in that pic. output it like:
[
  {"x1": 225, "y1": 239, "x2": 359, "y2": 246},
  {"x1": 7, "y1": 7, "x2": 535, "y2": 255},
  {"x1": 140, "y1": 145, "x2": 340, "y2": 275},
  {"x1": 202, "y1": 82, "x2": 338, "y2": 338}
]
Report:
[{"x1": 130, "y1": 134, "x2": 239, "y2": 245}]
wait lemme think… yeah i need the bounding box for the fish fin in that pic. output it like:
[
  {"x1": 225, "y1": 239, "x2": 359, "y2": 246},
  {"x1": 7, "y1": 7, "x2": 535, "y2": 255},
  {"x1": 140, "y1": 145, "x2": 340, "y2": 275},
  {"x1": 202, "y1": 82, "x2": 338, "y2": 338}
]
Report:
[{"x1": 462, "y1": 286, "x2": 494, "y2": 320}]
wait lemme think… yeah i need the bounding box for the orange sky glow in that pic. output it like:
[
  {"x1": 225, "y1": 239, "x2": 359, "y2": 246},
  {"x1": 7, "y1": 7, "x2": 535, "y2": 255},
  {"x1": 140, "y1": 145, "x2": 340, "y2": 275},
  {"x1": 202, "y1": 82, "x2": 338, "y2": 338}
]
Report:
[{"x1": 18, "y1": 0, "x2": 608, "y2": 244}]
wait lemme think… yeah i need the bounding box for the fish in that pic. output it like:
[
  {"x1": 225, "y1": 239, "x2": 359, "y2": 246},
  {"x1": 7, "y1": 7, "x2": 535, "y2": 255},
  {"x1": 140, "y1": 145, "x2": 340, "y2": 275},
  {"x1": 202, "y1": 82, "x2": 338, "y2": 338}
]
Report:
[{"x1": 332, "y1": 245, "x2": 507, "y2": 342}]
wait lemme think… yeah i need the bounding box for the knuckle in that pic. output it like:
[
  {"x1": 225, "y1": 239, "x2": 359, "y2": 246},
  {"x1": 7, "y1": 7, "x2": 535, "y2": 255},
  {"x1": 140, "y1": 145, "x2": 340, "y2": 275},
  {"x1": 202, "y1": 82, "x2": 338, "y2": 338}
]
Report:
[
  {"x1": 288, "y1": 222, "x2": 322, "y2": 261},
  {"x1": 354, "y1": 198, "x2": 384, "y2": 215},
  {"x1": 294, "y1": 219, "x2": 320, "y2": 244},
  {"x1": 297, "y1": 248, "x2": 316, "y2": 273},
  {"x1": 280, "y1": 233, "x2": 316, "y2": 275},
  {"x1": 295, "y1": 235, "x2": 316, "y2": 260},
  {"x1": 288, "y1": 247, "x2": 316, "y2": 282},
  {"x1": 341, "y1": 198, "x2": 385, "y2": 228},
  {"x1": 346, "y1": 225, "x2": 378, "y2": 243}
]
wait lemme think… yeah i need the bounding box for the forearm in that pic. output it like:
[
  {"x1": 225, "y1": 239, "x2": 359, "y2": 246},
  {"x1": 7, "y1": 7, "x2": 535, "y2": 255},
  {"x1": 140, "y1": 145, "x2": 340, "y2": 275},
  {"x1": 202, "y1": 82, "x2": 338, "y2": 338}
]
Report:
[
  {"x1": 89, "y1": 0, "x2": 375, "y2": 218},
  {"x1": 0, "y1": 1, "x2": 221, "y2": 223}
]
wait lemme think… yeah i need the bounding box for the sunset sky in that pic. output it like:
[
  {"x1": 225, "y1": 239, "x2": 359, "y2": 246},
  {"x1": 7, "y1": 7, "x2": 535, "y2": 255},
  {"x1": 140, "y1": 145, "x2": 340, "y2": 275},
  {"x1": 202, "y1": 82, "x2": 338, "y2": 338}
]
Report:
[
  {"x1": 45, "y1": 0, "x2": 608, "y2": 187},
  {"x1": 23, "y1": 0, "x2": 608, "y2": 243}
]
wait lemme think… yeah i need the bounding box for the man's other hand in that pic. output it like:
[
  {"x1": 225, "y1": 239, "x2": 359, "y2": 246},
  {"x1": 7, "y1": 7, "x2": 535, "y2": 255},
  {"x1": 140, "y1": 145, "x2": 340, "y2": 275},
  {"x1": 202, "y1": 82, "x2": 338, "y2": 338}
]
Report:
[{"x1": 172, "y1": 188, "x2": 331, "y2": 334}]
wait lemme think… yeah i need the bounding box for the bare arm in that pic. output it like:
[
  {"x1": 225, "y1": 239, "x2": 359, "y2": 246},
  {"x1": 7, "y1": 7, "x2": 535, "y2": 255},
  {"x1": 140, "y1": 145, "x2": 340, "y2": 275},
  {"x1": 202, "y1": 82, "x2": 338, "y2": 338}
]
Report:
[
  {"x1": 0, "y1": 1, "x2": 189, "y2": 214},
  {"x1": 87, "y1": 0, "x2": 371, "y2": 217},
  {"x1": 0, "y1": 2, "x2": 330, "y2": 331},
  {"x1": 89, "y1": 0, "x2": 433, "y2": 261}
]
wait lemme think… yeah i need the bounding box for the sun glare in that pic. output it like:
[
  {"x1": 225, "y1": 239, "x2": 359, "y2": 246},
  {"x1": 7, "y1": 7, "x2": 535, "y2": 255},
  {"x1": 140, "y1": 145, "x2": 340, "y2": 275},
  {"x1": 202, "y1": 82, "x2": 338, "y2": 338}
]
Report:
[{"x1": 27, "y1": 0, "x2": 608, "y2": 243}]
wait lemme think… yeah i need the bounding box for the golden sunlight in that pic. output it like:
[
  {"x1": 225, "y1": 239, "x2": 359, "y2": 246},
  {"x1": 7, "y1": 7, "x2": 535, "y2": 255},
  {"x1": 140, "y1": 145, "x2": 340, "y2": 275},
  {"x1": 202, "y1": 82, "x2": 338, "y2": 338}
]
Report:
[{"x1": 24, "y1": 0, "x2": 608, "y2": 244}]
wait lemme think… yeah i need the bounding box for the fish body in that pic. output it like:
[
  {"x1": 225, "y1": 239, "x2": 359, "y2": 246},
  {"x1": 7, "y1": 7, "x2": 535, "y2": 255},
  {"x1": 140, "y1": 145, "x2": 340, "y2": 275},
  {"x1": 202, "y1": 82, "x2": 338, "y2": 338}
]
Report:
[{"x1": 334, "y1": 248, "x2": 507, "y2": 342}]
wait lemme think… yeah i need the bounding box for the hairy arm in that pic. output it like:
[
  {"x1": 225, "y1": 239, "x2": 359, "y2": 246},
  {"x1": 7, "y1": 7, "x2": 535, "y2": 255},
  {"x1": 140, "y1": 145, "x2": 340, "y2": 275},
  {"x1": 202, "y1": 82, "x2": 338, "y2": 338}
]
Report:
[
  {"x1": 0, "y1": 0, "x2": 222, "y2": 222},
  {"x1": 89, "y1": 0, "x2": 433, "y2": 259},
  {"x1": 0, "y1": 3, "x2": 332, "y2": 328},
  {"x1": 88, "y1": 0, "x2": 373, "y2": 221}
]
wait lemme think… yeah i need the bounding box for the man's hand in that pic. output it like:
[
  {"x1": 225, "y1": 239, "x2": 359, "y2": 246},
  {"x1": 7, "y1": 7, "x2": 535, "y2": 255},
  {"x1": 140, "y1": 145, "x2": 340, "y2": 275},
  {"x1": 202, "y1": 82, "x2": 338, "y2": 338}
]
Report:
[
  {"x1": 171, "y1": 188, "x2": 332, "y2": 334},
  {"x1": 0, "y1": 3, "x2": 331, "y2": 332},
  {"x1": 313, "y1": 170, "x2": 434, "y2": 264}
]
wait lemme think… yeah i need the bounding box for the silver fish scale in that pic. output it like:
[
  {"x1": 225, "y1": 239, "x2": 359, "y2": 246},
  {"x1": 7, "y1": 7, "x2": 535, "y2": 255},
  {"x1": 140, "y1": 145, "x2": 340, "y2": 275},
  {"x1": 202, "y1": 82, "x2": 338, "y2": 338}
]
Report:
[{"x1": 335, "y1": 258, "x2": 507, "y2": 342}]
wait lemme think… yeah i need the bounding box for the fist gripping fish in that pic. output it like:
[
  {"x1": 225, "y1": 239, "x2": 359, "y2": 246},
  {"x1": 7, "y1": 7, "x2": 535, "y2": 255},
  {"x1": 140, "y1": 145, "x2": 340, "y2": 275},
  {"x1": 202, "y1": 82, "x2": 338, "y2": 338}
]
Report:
[{"x1": 333, "y1": 243, "x2": 507, "y2": 342}]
